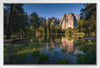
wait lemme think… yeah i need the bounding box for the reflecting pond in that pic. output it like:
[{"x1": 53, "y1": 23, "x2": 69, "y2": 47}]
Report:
[{"x1": 4, "y1": 35, "x2": 96, "y2": 64}]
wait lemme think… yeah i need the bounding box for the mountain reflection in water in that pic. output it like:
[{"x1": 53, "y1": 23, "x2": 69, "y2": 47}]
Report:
[{"x1": 40, "y1": 36, "x2": 82, "y2": 64}]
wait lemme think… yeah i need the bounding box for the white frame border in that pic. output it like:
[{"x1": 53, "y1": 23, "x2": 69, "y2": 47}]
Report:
[{"x1": 0, "y1": 0, "x2": 100, "y2": 68}]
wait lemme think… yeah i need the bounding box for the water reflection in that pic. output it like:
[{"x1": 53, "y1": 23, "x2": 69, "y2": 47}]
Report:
[
  {"x1": 39, "y1": 36, "x2": 80, "y2": 64},
  {"x1": 4, "y1": 35, "x2": 85, "y2": 64},
  {"x1": 61, "y1": 37, "x2": 78, "y2": 55}
]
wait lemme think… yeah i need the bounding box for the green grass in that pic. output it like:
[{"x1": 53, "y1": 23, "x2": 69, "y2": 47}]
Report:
[
  {"x1": 32, "y1": 48, "x2": 40, "y2": 57},
  {"x1": 76, "y1": 39, "x2": 96, "y2": 64},
  {"x1": 4, "y1": 45, "x2": 13, "y2": 53}
]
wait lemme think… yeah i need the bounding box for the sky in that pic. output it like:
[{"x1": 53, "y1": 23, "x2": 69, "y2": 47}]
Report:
[{"x1": 23, "y1": 4, "x2": 85, "y2": 19}]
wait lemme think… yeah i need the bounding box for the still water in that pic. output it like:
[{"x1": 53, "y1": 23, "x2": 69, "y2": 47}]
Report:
[{"x1": 4, "y1": 35, "x2": 96, "y2": 64}]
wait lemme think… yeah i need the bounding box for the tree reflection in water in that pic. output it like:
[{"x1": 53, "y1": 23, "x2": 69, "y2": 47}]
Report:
[{"x1": 40, "y1": 36, "x2": 81, "y2": 64}]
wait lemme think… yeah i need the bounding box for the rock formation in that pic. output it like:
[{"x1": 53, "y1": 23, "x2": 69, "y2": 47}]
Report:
[
  {"x1": 27, "y1": 15, "x2": 44, "y2": 27},
  {"x1": 46, "y1": 17, "x2": 60, "y2": 25},
  {"x1": 27, "y1": 13, "x2": 79, "y2": 29},
  {"x1": 60, "y1": 13, "x2": 79, "y2": 29}
]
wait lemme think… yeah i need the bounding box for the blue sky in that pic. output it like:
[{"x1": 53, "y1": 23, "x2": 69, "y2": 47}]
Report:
[{"x1": 23, "y1": 4, "x2": 85, "y2": 19}]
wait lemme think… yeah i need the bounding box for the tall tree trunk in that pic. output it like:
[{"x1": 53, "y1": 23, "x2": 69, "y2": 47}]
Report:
[
  {"x1": 44, "y1": 24, "x2": 47, "y2": 42},
  {"x1": 34, "y1": 28, "x2": 36, "y2": 38},
  {"x1": 6, "y1": 4, "x2": 13, "y2": 39},
  {"x1": 49, "y1": 24, "x2": 50, "y2": 38}
]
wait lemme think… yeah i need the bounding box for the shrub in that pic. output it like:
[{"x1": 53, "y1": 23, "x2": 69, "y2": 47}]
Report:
[
  {"x1": 38, "y1": 54, "x2": 48, "y2": 64},
  {"x1": 16, "y1": 53, "x2": 28, "y2": 64},
  {"x1": 77, "y1": 49, "x2": 96, "y2": 64},
  {"x1": 32, "y1": 48, "x2": 40, "y2": 57},
  {"x1": 58, "y1": 59, "x2": 70, "y2": 64}
]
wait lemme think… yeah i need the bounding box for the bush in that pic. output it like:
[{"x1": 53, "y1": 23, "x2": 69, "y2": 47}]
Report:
[
  {"x1": 16, "y1": 53, "x2": 28, "y2": 64},
  {"x1": 76, "y1": 39, "x2": 96, "y2": 64},
  {"x1": 8, "y1": 53, "x2": 28, "y2": 64},
  {"x1": 77, "y1": 49, "x2": 96, "y2": 64},
  {"x1": 58, "y1": 59, "x2": 70, "y2": 64},
  {"x1": 38, "y1": 54, "x2": 48, "y2": 64},
  {"x1": 32, "y1": 48, "x2": 40, "y2": 57},
  {"x1": 76, "y1": 54, "x2": 86, "y2": 64}
]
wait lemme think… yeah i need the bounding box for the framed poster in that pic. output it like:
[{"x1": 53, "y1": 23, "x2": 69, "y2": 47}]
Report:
[{"x1": 0, "y1": 0, "x2": 100, "y2": 68}]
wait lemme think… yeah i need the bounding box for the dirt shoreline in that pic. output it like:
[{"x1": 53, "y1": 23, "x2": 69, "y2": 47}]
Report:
[{"x1": 4, "y1": 38, "x2": 26, "y2": 43}]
